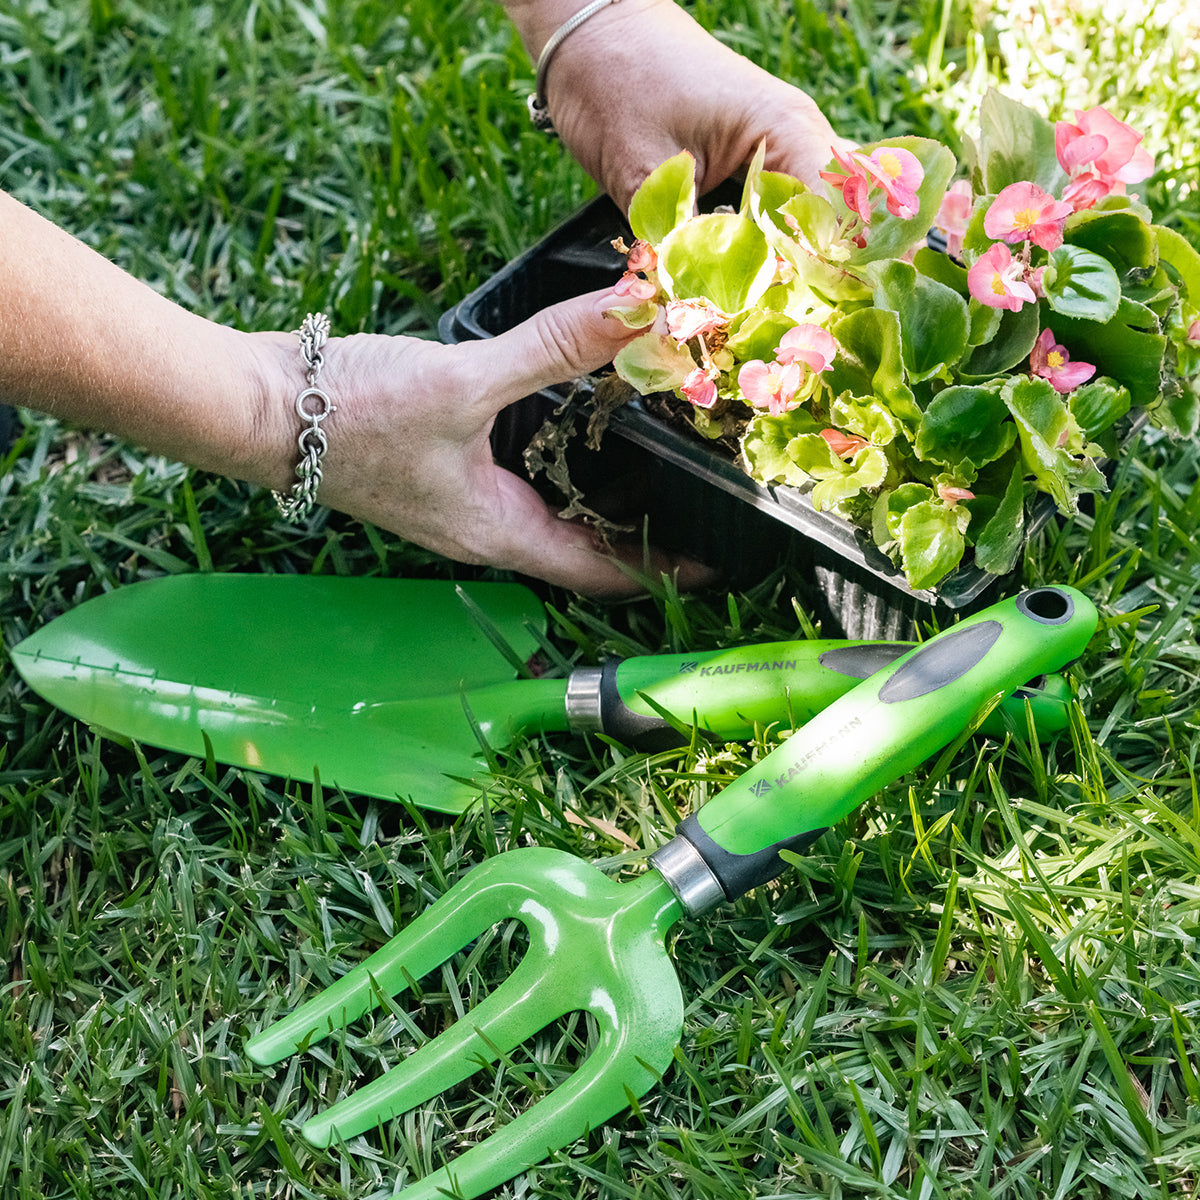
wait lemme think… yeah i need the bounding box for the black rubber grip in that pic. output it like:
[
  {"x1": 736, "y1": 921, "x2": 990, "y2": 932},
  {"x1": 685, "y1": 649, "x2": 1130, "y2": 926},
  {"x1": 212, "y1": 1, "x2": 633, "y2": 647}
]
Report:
[
  {"x1": 676, "y1": 812, "x2": 826, "y2": 898},
  {"x1": 817, "y1": 643, "x2": 913, "y2": 679},
  {"x1": 598, "y1": 659, "x2": 689, "y2": 751},
  {"x1": 878, "y1": 621, "x2": 1003, "y2": 703}
]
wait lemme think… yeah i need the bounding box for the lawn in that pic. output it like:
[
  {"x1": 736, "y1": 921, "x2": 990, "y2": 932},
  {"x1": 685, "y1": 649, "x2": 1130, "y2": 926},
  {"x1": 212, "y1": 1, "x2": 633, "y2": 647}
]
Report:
[{"x1": 2, "y1": 1, "x2": 1200, "y2": 1198}]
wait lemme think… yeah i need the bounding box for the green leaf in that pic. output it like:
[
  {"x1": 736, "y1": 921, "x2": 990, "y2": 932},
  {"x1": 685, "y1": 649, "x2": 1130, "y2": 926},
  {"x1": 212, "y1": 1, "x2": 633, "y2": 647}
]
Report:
[
  {"x1": 726, "y1": 310, "x2": 799, "y2": 364},
  {"x1": 960, "y1": 300, "x2": 1041, "y2": 377},
  {"x1": 830, "y1": 392, "x2": 906, "y2": 447},
  {"x1": 1051, "y1": 298, "x2": 1166, "y2": 407},
  {"x1": 774, "y1": 193, "x2": 872, "y2": 304},
  {"x1": 1044, "y1": 245, "x2": 1122, "y2": 323},
  {"x1": 967, "y1": 299, "x2": 1004, "y2": 348},
  {"x1": 1155, "y1": 224, "x2": 1200, "y2": 304},
  {"x1": 827, "y1": 308, "x2": 922, "y2": 430},
  {"x1": 972, "y1": 459, "x2": 1028, "y2": 575},
  {"x1": 915, "y1": 383, "x2": 1016, "y2": 472},
  {"x1": 913, "y1": 245, "x2": 968, "y2": 295},
  {"x1": 1003, "y1": 375, "x2": 1105, "y2": 512},
  {"x1": 741, "y1": 141, "x2": 808, "y2": 230},
  {"x1": 961, "y1": 194, "x2": 995, "y2": 260},
  {"x1": 613, "y1": 333, "x2": 695, "y2": 395},
  {"x1": 1064, "y1": 210, "x2": 1157, "y2": 275},
  {"x1": 978, "y1": 89, "x2": 1068, "y2": 195},
  {"x1": 1069, "y1": 378, "x2": 1131, "y2": 440},
  {"x1": 873, "y1": 482, "x2": 934, "y2": 545},
  {"x1": 658, "y1": 212, "x2": 774, "y2": 313},
  {"x1": 602, "y1": 298, "x2": 658, "y2": 329},
  {"x1": 628, "y1": 150, "x2": 696, "y2": 245},
  {"x1": 1155, "y1": 372, "x2": 1200, "y2": 438},
  {"x1": 781, "y1": 433, "x2": 889, "y2": 506},
  {"x1": 897, "y1": 499, "x2": 970, "y2": 590},
  {"x1": 845, "y1": 136, "x2": 958, "y2": 265},
  {"x1": 742, "y1": 407, "x2": 820, "y2": 486},
  {"x1": 870, "y1": 259, "x2": 970, "y2": 382},
  {"x1": 806, "y1": 443, "x2": 890, "y2": 510}
]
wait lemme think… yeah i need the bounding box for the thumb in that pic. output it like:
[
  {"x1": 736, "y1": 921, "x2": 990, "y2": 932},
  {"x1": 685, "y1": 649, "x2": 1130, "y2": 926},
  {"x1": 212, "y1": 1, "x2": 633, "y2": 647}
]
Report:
[{"x1": 456, "y1": 285, "x2": 651, "y2": 418}]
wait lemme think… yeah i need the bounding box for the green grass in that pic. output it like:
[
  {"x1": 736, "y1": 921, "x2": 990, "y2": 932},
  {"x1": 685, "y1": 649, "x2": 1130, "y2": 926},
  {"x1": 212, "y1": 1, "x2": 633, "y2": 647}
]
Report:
[{"x1": 2, "y1": 1, "x2": 1200, "y2": 1198}]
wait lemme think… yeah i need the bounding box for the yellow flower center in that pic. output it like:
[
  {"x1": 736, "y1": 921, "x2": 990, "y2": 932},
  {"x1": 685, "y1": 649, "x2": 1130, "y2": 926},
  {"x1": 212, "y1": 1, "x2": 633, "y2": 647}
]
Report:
[
  {"x1": 1047, "y1": 350, "x2": 1065, "y2": 369},
  {"x1": 876, "y1": 151, "x2": 903, "y2": 180},
  {"x1": 991, "y1": 272, "x2": 1008, "y2": 296},
  {"x1": 1012, "y1": 206, "x2": 1040, "y2": 232}
]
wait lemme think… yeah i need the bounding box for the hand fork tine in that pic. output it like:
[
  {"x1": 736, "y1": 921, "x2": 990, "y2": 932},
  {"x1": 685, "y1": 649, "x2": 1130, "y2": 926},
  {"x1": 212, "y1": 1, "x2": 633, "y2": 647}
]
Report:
[
  {"x1": 249, "y1": 849, "x2": 685, "y2": 1196},
  {"x1": 248, "y1": 588, "x2": 1096, "y2": 1200},
  {"x1": 247, "y1": 852, "x2": 558, "y2": 1068}
]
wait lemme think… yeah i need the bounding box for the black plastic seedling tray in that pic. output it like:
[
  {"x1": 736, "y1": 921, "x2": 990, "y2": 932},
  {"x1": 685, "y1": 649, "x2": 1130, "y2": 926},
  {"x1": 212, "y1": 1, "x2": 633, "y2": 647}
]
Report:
[{"x1": 440, "y1": 194, "x2": 1044, "y2": 639}]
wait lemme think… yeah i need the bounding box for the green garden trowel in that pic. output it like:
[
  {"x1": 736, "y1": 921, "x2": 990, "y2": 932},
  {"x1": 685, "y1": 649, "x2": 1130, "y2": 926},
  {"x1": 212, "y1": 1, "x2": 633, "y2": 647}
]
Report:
[{"x1": 11, "y1": 574, "x2": 1074, "y2": 813}]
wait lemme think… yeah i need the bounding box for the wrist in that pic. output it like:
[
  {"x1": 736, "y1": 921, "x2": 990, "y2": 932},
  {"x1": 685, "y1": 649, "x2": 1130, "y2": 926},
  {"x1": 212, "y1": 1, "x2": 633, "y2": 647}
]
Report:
[{"x1": 240, "y1": 328, "x2": 314, "y2": 493}]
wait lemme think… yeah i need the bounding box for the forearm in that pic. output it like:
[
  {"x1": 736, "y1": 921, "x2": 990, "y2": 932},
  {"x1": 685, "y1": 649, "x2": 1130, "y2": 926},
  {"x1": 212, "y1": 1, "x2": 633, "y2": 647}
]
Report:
[{"x1": 0, "y1": 190, "x2": 293, "y2": 487}]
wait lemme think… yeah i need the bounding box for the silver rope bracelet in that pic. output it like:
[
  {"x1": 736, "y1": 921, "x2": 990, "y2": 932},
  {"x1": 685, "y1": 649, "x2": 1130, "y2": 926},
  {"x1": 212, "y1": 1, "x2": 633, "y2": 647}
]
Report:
[
  {"x1": 272, "y1": 312, "x2": 335, "y2": 524},
  {"x1": 527, "y1": 0, "x2": 627, "y2": 133}
]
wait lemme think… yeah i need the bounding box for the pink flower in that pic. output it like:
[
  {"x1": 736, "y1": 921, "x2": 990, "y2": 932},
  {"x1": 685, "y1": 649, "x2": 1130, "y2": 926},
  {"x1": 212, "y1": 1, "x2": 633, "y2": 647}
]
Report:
[
  {"x1": 681, "y1": 367, "x2": 718, "y2": 409},
  {"x1": 613, "y1": 271, "x2": 657, "y2": 302},
  {"x1": 776, "y1": 323, "x2": 837, "y2": 373},
  {"x1": 820, "y1": 146, "x2": 875, "y2": 224},
  {"x1": 983, "y1": 181, "x2": 1072, "y2": 251},
  {"x1": 1055, "y1": 106, "x2": 1155, "y2": 210},
  {"x1": 1187, "y1": 319, "x2": 1200, "y2": 345},
  {"x1": 738, "y1": 359, "x2": 803, "y2": 416},
  {"x1": 935, "y1": 180, "x2": 973, "y2": 258},
  {"x1": 1062, "y1": 174, "x2": 1116, "y2": 211},
  {"x1": 625, "y1": 239, "x2": 658, "y2": 274},
  {"x1": 1057, "y1": 107, "x2": 1155, "y2": 183},
  {"x1": 820, "y1": 429, "x2": 869, "y2": 458},
  {"x1": 1029, "y1": 328, "x2": 1096, "y2": 392},
  {"x1": 861, "y1": 146, "x2": 924, "y2": 220},
  {"x1": 665, "y1": 297, "x2": 729, "y2": 344},
  {"x1": 967, "y1": 243, "x2": 1038, "y2": 312}
]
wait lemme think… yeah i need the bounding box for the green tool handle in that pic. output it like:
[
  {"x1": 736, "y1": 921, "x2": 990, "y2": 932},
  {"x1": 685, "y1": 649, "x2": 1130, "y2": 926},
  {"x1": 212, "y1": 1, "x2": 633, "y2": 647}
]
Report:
[
  {"x1": 460, "y1": 645, "x2": 1070, "y2": 756},
  {"x1": 591, "y1": 642, "x2": 1070, "y2": 748},
  {"x1": 594, "y1": 640, "x2": 912, "y2": 747},
  {"x1": 651, "y1": 587, "x2": 1097, "y2": 911}
]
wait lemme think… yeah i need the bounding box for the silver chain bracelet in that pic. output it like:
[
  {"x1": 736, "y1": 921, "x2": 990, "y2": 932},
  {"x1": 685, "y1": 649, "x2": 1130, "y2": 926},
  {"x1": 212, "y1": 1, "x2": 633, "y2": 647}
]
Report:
[
  {"x1": 527, "y1": 0, "x2": 626, "y2": 134},
  {"x1": 272, "y1": 312, "x2": 335, "y2": 524}
]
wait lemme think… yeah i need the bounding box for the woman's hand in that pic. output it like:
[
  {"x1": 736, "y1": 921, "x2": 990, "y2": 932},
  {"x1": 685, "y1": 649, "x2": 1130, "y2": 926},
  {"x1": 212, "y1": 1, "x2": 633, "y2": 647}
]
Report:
[
  {"x1": 506, "y1": 0, "x2": 844, "y2": 210},
  {"x1": 249, "y1": 287, "x2": 707, "y2": 596}
]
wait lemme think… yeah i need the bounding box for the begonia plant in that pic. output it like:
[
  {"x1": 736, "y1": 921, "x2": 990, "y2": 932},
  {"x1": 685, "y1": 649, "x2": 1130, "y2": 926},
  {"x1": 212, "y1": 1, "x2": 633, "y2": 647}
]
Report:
[{"x1": 604, "y1": 91, "x2": 1200, "y2": 590}]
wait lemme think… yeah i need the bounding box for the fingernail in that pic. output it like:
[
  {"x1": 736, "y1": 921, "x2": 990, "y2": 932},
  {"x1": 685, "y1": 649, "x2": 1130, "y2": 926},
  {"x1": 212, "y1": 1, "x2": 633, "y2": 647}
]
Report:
[{"x1": 595, "y1": 291, "x2": 658, "y2": 332}]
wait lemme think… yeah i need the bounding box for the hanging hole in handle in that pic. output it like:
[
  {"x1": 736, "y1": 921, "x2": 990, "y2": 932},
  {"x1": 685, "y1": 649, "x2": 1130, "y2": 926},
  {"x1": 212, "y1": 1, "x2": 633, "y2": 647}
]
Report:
[{"x1": 1016, "y1": 588, "x2": 1073, "y2": 624}]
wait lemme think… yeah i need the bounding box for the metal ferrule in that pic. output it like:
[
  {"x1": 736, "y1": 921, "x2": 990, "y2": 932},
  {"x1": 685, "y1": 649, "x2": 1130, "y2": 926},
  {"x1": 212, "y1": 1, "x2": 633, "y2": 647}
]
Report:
[
  {"x1": 649, "y1": 836, "x2": 726, "y2": 917},
  {"x1": 564, "y1": 666, "x2": 605, "y2": 734}
]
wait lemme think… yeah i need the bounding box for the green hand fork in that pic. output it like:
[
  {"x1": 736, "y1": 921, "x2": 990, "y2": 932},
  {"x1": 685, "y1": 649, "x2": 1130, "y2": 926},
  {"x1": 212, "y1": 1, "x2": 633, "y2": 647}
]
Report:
[{"x1": 246, "y1": 586, "x2": 1097, "y2": 1199}]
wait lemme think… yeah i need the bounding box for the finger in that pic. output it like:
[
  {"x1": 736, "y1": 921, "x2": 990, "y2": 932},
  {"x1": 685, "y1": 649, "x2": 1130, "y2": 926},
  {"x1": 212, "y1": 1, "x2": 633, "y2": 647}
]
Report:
[
  {"x1": 453, "y1": 286, "x2": 652, "y2": 421},
  {"x1": 472, "y1": 465, "x2": 716, "y2": 598}
]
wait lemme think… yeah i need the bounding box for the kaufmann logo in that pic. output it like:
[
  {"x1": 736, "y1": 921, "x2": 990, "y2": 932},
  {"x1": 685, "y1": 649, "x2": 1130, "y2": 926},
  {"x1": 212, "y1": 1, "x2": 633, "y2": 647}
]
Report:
[
  {"x1": 750, "y1": 714, "x2": 865, "y2": 793},
  {"x1": 683, "y1": 659, "x2": 799, "y2": 677}
]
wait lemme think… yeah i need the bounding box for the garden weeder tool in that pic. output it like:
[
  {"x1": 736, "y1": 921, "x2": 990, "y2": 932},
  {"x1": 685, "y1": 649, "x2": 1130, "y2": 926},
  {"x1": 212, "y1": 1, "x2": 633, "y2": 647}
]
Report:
[
  {"x1": 12, "y1": 575, "x2": 1073, "y2": 813},
  {"x1": 245, "y1": 585, "x2": 1096, "y2": 1200}
]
